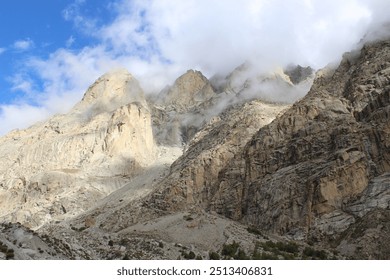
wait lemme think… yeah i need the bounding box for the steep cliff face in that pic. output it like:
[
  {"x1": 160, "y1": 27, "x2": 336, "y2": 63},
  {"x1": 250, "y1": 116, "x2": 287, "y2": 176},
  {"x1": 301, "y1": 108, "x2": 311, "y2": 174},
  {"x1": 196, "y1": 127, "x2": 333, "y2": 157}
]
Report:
[
  {"x1": 0, "y1": 69, "x2": 156, "y2": 228},
  {"x1": 211, "y1": 40, "x2": 390, "y2": 248},
  {"x1": 145, "y1": 101, "x2": 288, "y2": 212}
]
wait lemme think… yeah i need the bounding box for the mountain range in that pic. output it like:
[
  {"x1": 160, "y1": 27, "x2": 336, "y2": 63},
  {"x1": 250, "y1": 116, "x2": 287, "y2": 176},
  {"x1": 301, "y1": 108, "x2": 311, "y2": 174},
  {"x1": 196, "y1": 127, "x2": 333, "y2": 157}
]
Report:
[{"x1": 0, "y1": 37, "x2": 389, "y2": 260}]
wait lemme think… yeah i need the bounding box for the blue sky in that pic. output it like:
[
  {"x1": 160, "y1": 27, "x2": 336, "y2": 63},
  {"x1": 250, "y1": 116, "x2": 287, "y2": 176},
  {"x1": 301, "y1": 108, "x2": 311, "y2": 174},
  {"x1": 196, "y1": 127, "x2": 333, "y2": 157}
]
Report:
[
  {"x1": 0, "y1": 0, "x2": 110, "y2": 103},
  {"x1": 0, "y1": 1, "x2": 69, "y2": 102},
  {"x1": 0, "y1": 0, "x2": 389, "y2": 135}
]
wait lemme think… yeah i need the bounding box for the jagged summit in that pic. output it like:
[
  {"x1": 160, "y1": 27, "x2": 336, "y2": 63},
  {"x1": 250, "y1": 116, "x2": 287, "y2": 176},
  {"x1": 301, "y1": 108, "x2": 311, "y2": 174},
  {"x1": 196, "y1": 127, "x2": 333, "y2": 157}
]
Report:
[
  {"x1": 213, "y1": 62, "x2": 314, "y2": 104},
  {"x1": 73, "y1": 68, "x2": 148, "y2": 116},
  {"x1": 161, "y1": 69, "x2": 216, "y2": 112},
  {"x1": 284, "y1": 64, "x2": 315, "y2": 85},
  {"x1": 150, "y1": 69, "x2": 219, "y2": 146}
]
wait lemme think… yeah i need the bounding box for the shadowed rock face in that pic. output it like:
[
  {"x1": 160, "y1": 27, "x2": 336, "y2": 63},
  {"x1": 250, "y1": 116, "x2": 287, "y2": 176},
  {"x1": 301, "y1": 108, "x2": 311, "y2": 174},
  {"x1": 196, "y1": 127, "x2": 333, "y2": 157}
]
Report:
[
  {"x1": 284, "y1": 65, "x2": 314, "y2": 85},
  {"x1": 143, "y1": 101, "x2": 288, "y2": 213}
]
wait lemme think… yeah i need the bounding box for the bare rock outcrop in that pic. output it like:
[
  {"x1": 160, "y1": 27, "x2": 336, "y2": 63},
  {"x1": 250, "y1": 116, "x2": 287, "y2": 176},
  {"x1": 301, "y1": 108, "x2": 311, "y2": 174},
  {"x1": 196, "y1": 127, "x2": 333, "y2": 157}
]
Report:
[
  {"x1": 151, "y1": 101, "x2": 288, "y2": 212},
  {"x1": 284, "y1": 65, "x2": 314, "y2": 85}
]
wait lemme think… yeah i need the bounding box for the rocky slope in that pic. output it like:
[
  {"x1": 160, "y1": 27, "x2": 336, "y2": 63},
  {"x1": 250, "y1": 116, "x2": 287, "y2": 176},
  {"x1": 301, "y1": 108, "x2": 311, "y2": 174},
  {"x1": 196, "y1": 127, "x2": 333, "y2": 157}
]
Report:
[{"x1": 88, "y1": 100, "x2": 288, "y2": 233}]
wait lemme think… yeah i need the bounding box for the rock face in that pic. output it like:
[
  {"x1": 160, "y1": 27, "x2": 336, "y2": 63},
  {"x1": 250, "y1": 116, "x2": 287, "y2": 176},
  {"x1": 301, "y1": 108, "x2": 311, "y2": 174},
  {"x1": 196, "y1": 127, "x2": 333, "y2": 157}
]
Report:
[
  {"x1": 145, "y1": 101, "x2": 288, "y2": 213},
  {"x1": 0, "y1": 69, "x2": 156, "y2": 228},
  {"x1": 162, "y1": 70, "x2": 216, "y2": 112},
  {"x1": 210, "y1": 40, "x2": 390, "y2": 249},
  {"x1": 284, "y1": 65, "x2": 314, "y2": 85}
]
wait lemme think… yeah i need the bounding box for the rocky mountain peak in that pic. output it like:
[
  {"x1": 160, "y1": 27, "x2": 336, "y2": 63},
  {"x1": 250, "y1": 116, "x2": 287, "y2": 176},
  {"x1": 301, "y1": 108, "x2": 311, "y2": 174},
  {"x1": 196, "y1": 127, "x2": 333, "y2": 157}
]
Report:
[
  {"x1": 0, "y1": 69, "x2": 157, "y2": 229},
  {"x1": 162, "y1": 69, "x2": 216, "y2": 112},
  {"x1": 73, "y1": 68, "x2": 147, "y2": 115},
  {"x1": 284, "y1": 64, "x2": 315, "y2": 85}
]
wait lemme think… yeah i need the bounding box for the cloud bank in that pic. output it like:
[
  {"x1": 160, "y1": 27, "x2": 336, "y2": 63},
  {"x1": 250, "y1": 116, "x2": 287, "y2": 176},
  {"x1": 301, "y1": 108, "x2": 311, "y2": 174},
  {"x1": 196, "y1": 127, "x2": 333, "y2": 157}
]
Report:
[{"x1": 1, "y1": 0, "x2": 390, "y2": 135}]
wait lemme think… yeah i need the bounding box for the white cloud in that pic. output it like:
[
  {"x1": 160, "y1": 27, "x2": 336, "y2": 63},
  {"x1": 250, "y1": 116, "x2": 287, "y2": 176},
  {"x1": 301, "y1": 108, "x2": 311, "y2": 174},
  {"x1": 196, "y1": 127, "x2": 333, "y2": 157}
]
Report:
[
  {"x1": 13, "y1": 38, "x2": 34, "y2": 51},
  {"x1": 9, "y1": 74, "x2": 35, "y2": 93},
  {"x1": 1, "y1": 0, "x2": 390, "y2": 135},
  {"x1": 65, "y1": 36, "x2": 76, "y2": 48},
  {"x1": 62, "y1": 0, "x2": 96, "y2": 34},
  {"x1": 0, "y1": 47, "x2": 6, "y2": 55},
  {"x1": 96, "y1": 0, "x2": 388, "y2": 73},
  {"x1": 0, "y1": 103, "x2": 51, "y2": 135}
]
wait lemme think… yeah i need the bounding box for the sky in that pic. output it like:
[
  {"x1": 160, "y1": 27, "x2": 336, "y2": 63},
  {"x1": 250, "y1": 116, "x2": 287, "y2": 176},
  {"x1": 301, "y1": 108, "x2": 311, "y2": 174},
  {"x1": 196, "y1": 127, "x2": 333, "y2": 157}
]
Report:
[{"x1": 0, "y1": 0, "x2": 389, "y2": 135}]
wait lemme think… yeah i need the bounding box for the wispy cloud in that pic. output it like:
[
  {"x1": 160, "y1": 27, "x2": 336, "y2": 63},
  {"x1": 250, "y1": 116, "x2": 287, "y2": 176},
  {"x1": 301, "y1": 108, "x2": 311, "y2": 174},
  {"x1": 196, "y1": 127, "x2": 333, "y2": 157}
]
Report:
[
  {"x1": 65, "y1": 36, "x2": 76, "y2": 48},
  {"x1": 13, "y1": 38, "x2": 35, "y2": 51},
  {"x1": 62, "y1": 0, "x2": 96, "y2": 34},
  {"x1": 0, "y1": 47, "x2": 6, "y2": 55},
  {"x1": 13, "y1": 39, "x2": 34, "y2": 51},
  {"x1": 9, "y1": 73, "x2": 35, "y2": 94}
]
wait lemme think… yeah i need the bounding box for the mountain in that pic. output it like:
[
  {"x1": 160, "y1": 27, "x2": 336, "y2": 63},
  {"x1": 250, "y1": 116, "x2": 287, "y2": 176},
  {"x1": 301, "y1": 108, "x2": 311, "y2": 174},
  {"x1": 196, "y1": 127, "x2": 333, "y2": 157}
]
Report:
[
  {"x1": 140, "y1": 39, "x2": 390, "y2": 259},
  {"x1": 0, "y1": 69, "x2": 157, "y2": 228},
  {"x1": 0, "y1": 39, "x2": 389, "y2": 260},
  {"x1": 215, "y1": 40, "x2": 390, "y2": 252}
]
